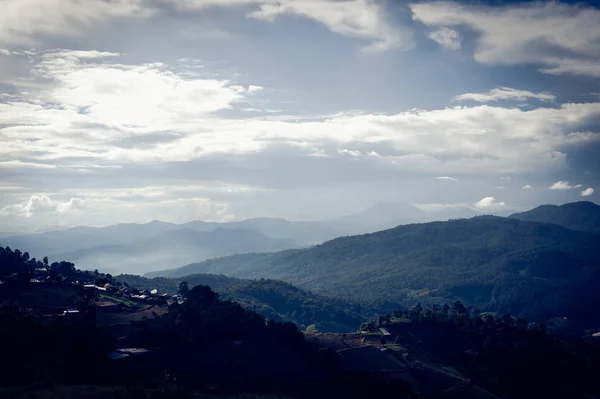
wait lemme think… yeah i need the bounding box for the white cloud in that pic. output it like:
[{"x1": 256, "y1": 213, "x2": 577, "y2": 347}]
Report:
[
  {"x1": 0, "y1": 160, "x2": 56, "y2": 169},
  {"x1": 474, "y1": 196, "x2": 505, "y2": 209},
  {"x1": 410, "y1": 1, "x2": 600, "y2": 78},
  {"x1": 0, "y1": 0, "x2": 412, "y2": 52},
  {"x1": 581, "y1": 188, "x2": 595, "y2": 197},
  {"x1": 0, "y1": 50, "x2": 247, "y2": 133},
  {"x1": 0, "y1": 0, "x2": 155, "y2": 46},
  {"x1": 338, "y1": 148, "x2": 362, "y2": 157},
  {"x1": 455, "y1": 87, "x2": 556, "y2": 103},
  {"x1": 522, "y1": 185, "x2": 532, "y2": 189},
  {"x1": 428, "y1": 27, "x2": 461, "y2": 50},
  {"x1": 242, "y1": 108, "x2": 282, "y2": 113},
  {"x1": 0, "y1": 195, "x2": 84, "y2": 218},
  {"x1": 539, "y1": 58, "x2": 600, "y2": 78},
  {"x1": 247, "y1": 85, "x2": 264, "y2": 93},
  {"x1": 171, "y1": 0, "x2": 413, "y2": 52},
  {"x1": 548, "y1": 181, "x2": 583, "y2": 190},
  {"x1": 0, "y1": 185, "x2": 30, "y2": 192},
  {"x1": 42, "y1": 49, "x2": 121, "y2": 59},
  {"x1": 436, "y1": 176, "x2": 458, "y2": 181}
]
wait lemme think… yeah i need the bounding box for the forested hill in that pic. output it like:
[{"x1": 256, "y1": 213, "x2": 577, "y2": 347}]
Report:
[
  {"x1": 115, "y1": 273, "x2": 378, "y2": 332},
  {"x1": 151, "y1": 216, "x2": 600, "y2": 324},
  {"x1": 509, "y1": 201, "x2": 600, "y2": 233}
]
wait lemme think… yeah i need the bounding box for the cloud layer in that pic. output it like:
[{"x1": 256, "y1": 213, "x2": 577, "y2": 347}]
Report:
[
  {"x1": 3, "y1": 52, "x2": 599, "y2": 174},
  {"x1": 1, "y1": 1, "x2": 599, "y2": 230}
]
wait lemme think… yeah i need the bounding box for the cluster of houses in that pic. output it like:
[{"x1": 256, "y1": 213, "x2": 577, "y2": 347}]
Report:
[
  {"x1": 82, "y1": 283, "x2": 177, "y2": 305},
  {"x1": 1, "y1": 266, "x2": 180, "y2": 319}
]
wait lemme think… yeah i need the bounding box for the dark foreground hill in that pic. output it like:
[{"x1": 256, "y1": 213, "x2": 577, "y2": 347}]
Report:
[
  {"x1": 509, "y1": 201, "x2": 600, "y2": 233},
  {"x1": 151, "y1": 216, "x2": 600, "y2": 324},
  {"x1": 4, "y1": 245, "x2": 600, "y2": 398}
]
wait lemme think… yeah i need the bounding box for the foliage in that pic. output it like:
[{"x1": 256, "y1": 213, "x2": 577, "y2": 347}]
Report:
[
  {"x1": 0, "y1": 302, "x2": 115, "y2": 386},
  {"x1": 375, "y1": 302, "x2": 600, "y2": 399},
  {"x1": 0, "y1": 246, "x2": 115, "y2": 285},
  {"x1": 116, "y1": 274, "x2": 379, "y2": 332}
]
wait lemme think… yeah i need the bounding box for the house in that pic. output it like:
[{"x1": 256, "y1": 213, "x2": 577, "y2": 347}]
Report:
[
  {"x1": 150, "y1": 289, "x2": 158, "y2": 295},
  {"x1": 118, "y1": 348, "x2": 150, "y2": 355},
  {"x1": 107, "y1": 348, "x2": 150, "y2": 360},
  {"x1": 63, "y1": 308, "x2": 82, "y2": 319},
  {"x1": 107, "y1": 351, "x2": 129, "y2": 360}
]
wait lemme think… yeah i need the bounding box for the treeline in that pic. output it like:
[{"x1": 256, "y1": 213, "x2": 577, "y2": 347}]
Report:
[
  {"x1": 0, "y1": 246, "x2": 115, "y2": 286},
  {"x1": 371, "y1": 302, "x2": 600, "y2": 399}
]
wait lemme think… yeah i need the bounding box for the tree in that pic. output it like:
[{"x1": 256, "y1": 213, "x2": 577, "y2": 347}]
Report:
[
  {"x1": 43, "y1": 257, "x2": 48, "y2": 268},
  {"x1": 186, "y1": 284, "x2": 218, "y2": 306},
  {"x1": 442, "y1": 303, "x2": 450, "y2": 316},
  {"x1": 410, "y1": 303, "x2": 423, "y2": 321},
  {"x1": 453, "y1": 300, "x2": 468, "y2": 315},
  {"x1": 178, "y1": 281, "x2": 190, "y2": 297}
]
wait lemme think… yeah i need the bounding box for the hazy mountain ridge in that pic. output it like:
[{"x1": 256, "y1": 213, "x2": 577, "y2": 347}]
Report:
[
  {"x1": 2, "y1": 201, "x2": 479, "y2": 275},
  {"x1": 55, "y1": 228, "x2": 298, "y2": 274}
]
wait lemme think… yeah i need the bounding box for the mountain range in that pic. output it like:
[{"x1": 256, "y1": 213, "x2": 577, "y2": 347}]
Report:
[
  {"x1": 150, "y1": 202, "x2": 600, "y2": 325},
  {"x1": 4, "y1": 200, "x2": 600, "y2": 325},
  {"x1": 0, "y1": 201, "x2": 477, "y2": 274}
]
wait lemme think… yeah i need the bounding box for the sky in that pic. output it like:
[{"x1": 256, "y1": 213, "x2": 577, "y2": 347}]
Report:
[{"x1": 1, "y1": 0, "x2": 600, "y2": 231}]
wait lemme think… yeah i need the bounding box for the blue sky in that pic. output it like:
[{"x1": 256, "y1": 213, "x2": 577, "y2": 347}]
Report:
[{"x1": 0, "y1": 0, "x2": 599, "y2": 231}]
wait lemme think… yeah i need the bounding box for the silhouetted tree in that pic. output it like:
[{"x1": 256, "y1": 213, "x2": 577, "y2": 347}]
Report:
[{"x1": 178, "y1": 281, "x2": 190, "y2": 297}]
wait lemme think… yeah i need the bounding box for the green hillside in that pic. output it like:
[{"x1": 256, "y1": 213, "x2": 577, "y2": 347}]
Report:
[
  {"x1": 115, "y1": 274, "x2": 381, "y2": 332},
  {"x1": 151, "y1": 216, "x2": 600, "y2": 323}
]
